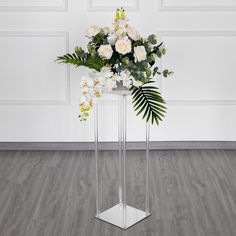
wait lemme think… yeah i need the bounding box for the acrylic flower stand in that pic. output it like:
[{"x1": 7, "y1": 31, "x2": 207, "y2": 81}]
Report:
[{"x1": 94, "y1": 90, "x2": 151, "y2": 230}]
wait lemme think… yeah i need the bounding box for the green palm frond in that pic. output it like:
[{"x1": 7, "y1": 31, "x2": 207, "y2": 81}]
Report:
[
  {"x1": 131, "y1": 81, "x2": 167, "y2": 125},
  {"x1": 56, "y1": 53, "x2": 107, "y2": 71}
]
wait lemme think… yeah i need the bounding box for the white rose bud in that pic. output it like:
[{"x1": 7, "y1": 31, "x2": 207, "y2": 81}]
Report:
[
  {"x1": 134, "y1": 46, "x2": 147, "y2": 62},
  {"x1": 127, "y1": 26, "x2": 141, "y2": 41},
  {"x1": 159, "y1": 43, "x2": 167, "y2": 55},
  {"x1": 115, "y1": 38, "x2": 132, "y2": 55},
  {"x1": 98, "y1": 45, "x2": 113, "y2": 59},
  {"x1": 85, "y1": 25, "x2": 100, "y2": 38}
]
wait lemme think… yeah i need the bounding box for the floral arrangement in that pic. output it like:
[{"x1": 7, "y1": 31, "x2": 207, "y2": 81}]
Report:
[{"x1": 57, "y1": 8, "x2": 173, "y2": 124}]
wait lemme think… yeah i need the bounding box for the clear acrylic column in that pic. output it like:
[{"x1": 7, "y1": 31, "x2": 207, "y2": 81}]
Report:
[{"x1": 94, "y1": 93, "x2": 151, "y2": 230}]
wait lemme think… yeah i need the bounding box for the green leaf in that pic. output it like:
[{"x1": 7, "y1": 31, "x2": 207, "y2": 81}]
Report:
[
  {"x1": 56, "y1": 50, "x2": 107, "y2": 71},
  {"x1": 163, "y1": 69, "x2": 169, "y2": 78},
  {"x1": 130, "y1": 81, "x2": 167, "y2": 125}
]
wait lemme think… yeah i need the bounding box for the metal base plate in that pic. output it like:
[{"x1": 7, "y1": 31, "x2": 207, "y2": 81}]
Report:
[{"x1": 95, "y1": 204, "x2": 151, "y2": 229}]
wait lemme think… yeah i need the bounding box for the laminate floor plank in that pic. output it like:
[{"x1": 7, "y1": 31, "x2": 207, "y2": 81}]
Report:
[{"x1": 0, "y1": 150, "x2": 235, "y2": 236}]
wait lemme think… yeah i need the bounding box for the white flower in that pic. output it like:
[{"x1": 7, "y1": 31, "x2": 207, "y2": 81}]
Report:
[
  {"x1": 80, "y1": 94, "x2": 91, "y2": 103},
  {"x1": 85, "y1": 25, "x2": 100, "y2": 38},
  {"x1": 87, "y1": 78, "x2": 94, "y2": 87},
  {"x1": 98, "y1": 45, "x2": 113, "y2": 59},
  {"x1": 80, "y1": 76, "x2": 94, "y2": 87},
  {"x1": 159, "y1": 43, "x2": 167, "y2": 55},
  {"x1": 93, "y1": 84, "x2": 102, "y2": 97},
  {"x1": 132, "y1": 80, "x2": 142, "y2": 87},
  {"x1": 96, "y1": 76, "x2": 105, "y2": 86},
  {"x1": 107, "y1": 33, "x2": 118, "y2": 45},
  {"x1": 123, "y1": 79, "x2": 132, "y2": 88},
  {"x1": 127, "y1": 26, "x2": 141, "y2": 41},
  {"x1": 99, "y1": 67, "x2": 114, "y2": 78},
  {"x1": 104, "y1": 78, "x2": 117, "y2": 92},
  {"x1": 115, "y1": 38, "x2": 132, "y2": 55},
  {"x1": 134, "y1": 46, "x2": 147, "y2": 62},
  {"x1": 102, "y1": 27, "x2": 111, "y2": 35},
  {"x1": 81, "y1": 86, "x2": 89, "y2": 94},
  {"x1": 80, "y1": 76, "x2": 88, "y2": 87},
  {"x1": 89, "y1": 67, "x2": 113, "y2": 80},
  {"x1": 119, "y1": 71, "x2": 133, "y2": 88},
  {"x1": 112, "y1": 74, "x2": 122, "y2": 82},
  {"x1": 80, "y1": 95, "x2": 91, "y2": 108}
]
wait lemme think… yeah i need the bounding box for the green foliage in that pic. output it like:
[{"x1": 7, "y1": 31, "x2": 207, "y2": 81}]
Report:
[
  {"x1": 163, "y1": 69, "x2": 173, "y2": 77},
  {"x1": 131, "y1": 81, "x2": 166, "y2": 125},
  {"x1": 148, "y1": 34, "x2": 157, "y2": 45},
  {"x1": 56, "y1": 51, "x2": 107, "y2": 71},
  {"x1": 56, "y1": 12, "x2": 173, "y2": 125},
  {"x1": 92, "y1": 32, "x2": 107, "y2": 47}
]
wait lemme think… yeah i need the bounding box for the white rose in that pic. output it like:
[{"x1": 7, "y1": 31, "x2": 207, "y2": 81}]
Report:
[
  {"x1": 107, "y1": 33, "x2": 118, "y2": 46},
  {"x1": 134, "y1": 46, "x2": 147, "y2": 62},
  {"x1": 98, "y1": 45, "x2": 113, "y2": 59},
  {"x1": 115, "y1": 38, "x2": 132, "y2": 55},
  {"x1": 102, "y1": 27, "x2": 111, "y2": 35},
  {"x1": 127, "y1": 27, "x2": 141, "y2": 41},
  {"x1": 85, "y1": 25, "x2": 100, "y2": 38}
]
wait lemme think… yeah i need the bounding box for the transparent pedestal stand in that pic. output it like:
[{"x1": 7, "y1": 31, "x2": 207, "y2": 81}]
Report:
[{"x1": 94, "y1": 91, "x2": 151, "y2": 230}]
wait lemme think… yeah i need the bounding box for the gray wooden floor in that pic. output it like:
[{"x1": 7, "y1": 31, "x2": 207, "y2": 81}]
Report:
[{"x1": 0, "y1": 150, "x2": 236, "y2": 236}]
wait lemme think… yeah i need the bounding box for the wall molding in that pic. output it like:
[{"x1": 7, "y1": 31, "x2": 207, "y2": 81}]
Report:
[
  {"x1": 0, "y1": 141, "x2": 236, "y2": 150},
  {"x1": 88, "y1": 0, "x2": 139, "y2": 11},
  {"x1": 158, "y1": 0, "x2": 236, "y2": 11},
  {"x1": 0, "y1": 0, "x2": 67, "y2": 11},
  {"x1": 0, "y1": 31, "x2": 70, "y2": 105},
  {"x1": 157, "y1": 30, "x2": 236, "y2": 105}
]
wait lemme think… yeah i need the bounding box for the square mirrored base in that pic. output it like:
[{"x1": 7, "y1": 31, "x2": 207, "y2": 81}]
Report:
[{"x1": 95, "y1": 203, "x2": 151, "y2": 229}]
